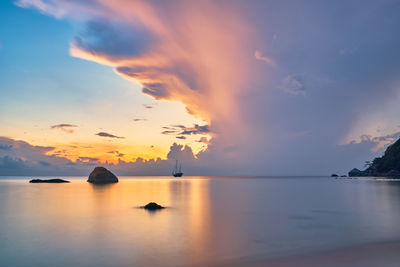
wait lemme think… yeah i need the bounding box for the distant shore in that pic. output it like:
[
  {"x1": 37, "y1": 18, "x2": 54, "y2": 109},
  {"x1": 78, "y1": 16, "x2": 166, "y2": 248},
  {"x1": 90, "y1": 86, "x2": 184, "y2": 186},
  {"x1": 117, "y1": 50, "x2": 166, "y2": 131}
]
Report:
[{"x1": 225, "y1": 239, "x2": 400, "y2": 267}]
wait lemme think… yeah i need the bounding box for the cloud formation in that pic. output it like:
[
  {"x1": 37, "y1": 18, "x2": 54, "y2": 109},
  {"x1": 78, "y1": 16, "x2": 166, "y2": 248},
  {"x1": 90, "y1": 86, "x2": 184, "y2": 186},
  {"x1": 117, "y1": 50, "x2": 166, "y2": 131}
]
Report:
[
  {"x1": 0, "y1": 136, "x2": 198, "y2": 175},
  {"x1": 77, "y1": 156, "x2": 100, "y2": 163},
  {"x1": 20, "y1": 0, "x2": 254, "y2": 135},
  {"x1": 254, "y1": 50, "x2": 275, "y2": 65},
  {"x1": 107, "y1": 150, "x2": 125, "y2": 157},
  {"x1": 1, "y1": 134, "x2": 392, "y2": 177},
  {"x1": 279, "y1": 75, "x2": 305, "y2": 96},
  {"x1": 95, "y1": 132, "x2": 125, "y2": 139},
  {"x1": 348, "y1": 131, "x2": 400, "y2": 152},
  {"x1": 50, "y1": 123, "x2": 78, "y2": 133},
  {"x1": 15, "y1": 0, "x2": 400, "y2": 175},
  {"x1": 0, "y1": 144, "x2": 12, "y2": 150},
  {"x1": 143, "y1": 104, "x2": 155, "y2": 109},
  {"x1": 161, "y1": 124, "x2": 210, "y2": 136}
]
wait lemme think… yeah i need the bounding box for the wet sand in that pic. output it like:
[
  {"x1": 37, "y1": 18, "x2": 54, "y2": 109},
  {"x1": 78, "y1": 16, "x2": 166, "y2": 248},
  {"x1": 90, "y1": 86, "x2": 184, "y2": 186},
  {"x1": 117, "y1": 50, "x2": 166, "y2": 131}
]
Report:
[{"x1": 227, "y1": 240, "x2": 400, "y2": 267}]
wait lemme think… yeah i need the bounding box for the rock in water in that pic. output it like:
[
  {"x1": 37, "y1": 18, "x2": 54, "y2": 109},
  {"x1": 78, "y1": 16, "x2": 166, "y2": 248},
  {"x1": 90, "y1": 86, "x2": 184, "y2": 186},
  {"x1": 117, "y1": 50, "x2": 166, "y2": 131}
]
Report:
[
  {"x1": 30, "y1": 178, "x2": 70, "y2": 183},
  {"x1": 87, "y1": 167, "x2": 118, "y2": 184},
  {"x1": 142, "y1": 202, "x2": 165, "y2": 210}
]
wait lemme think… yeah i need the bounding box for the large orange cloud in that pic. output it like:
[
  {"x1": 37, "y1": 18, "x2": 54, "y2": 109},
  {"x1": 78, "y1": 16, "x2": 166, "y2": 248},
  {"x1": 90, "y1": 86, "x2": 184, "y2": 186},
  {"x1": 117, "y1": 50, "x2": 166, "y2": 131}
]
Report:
[{"x1": 19, "y1": 0, "x2": 257, "y2": 147}]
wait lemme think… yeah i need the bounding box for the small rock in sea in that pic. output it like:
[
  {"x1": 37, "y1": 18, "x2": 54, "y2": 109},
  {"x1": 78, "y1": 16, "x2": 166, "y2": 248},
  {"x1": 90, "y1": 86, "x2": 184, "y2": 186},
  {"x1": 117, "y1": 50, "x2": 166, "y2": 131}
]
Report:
[
  {"x1": 87, "y1": 166, "x2": 118, "y2": 184},
  {"x1": 29, "y1": 178, "x2": 70, "y2": 183},
  {"x1": 331, "y1": 174, "x2": 339, "y2": 177},
  {"x1": 142, "y1": 202, "x2": 165, "y2": 210}
]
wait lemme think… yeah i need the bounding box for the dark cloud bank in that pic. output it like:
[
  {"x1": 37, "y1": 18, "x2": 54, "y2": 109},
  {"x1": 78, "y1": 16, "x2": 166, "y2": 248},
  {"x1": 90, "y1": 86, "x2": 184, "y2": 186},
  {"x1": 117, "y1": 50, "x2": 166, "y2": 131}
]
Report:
[
  {"x1": 0, "y1": 136, "x2": 198, "y2": 176},
  {"x1": 0, "y1": 135, "x2": 393, "y2": 176}
]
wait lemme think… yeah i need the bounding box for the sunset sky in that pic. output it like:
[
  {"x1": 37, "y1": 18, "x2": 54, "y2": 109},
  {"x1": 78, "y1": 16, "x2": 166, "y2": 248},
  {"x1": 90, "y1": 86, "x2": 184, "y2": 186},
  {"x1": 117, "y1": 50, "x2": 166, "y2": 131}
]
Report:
[{"x1": 1, "y1": 0, "x2": 400, "y2": 175}]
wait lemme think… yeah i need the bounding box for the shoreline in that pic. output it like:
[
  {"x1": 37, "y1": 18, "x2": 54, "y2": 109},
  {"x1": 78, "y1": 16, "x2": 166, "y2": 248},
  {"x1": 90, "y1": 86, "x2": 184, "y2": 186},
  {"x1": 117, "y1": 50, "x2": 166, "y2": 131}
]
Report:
[{"x1": 225, "y1": 239, "x2": 400, "y2": 267}]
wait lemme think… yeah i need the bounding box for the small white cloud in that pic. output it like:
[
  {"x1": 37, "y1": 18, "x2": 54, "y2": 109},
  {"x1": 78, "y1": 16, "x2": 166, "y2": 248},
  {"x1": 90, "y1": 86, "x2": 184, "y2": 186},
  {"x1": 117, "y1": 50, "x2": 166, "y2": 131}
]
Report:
[
  {"x1": 254, "y1": 50, "x2": 275, "y2": 65},
  {"x1": 15, "y1": 0, "x2": 66, "y2": 18},
  {"x1": 279, "y1": 75, "x2": 305, "y2": 96}
]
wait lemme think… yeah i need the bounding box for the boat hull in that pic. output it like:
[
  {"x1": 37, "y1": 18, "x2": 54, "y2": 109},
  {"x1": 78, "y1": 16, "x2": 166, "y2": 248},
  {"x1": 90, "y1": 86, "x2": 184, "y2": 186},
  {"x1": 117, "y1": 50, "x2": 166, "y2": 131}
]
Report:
[{"x1": 173, "y1": 173, "x2": 183, "y2": 177}]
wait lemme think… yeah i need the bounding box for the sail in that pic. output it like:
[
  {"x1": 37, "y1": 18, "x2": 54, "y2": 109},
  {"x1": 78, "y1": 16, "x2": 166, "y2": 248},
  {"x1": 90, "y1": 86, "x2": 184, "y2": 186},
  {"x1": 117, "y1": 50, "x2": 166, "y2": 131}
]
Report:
[
  {"x1": 173, "y1": 160, "x2": 179, "y2": 174},
  {"x1": 172, "y1": 160, "x2": 183, "y2": 177}
]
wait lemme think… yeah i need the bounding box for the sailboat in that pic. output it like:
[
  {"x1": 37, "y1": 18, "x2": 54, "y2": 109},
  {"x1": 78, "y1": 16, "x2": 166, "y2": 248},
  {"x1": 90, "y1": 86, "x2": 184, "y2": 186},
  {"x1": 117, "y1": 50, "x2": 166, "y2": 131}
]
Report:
[{"x1": 172, "y1": 160, "x2": 183, "y2": 177}]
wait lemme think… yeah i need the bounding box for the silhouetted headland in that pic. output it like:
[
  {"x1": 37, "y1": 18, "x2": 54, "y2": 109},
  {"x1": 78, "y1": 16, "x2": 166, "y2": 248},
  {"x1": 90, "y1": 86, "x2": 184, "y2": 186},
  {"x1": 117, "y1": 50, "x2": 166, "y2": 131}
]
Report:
[
  {"x1": 29, "y1": 178, "x2": 70, "y2": 183},
  {"x1": 142, "y1": 202, "x2": 165, "y2": 210},
  {"x1": 349, "y1": 137, "x2": 400, "y2": 178},
  {"x1": 87, "y1": 167, "x2": 118, "y2": 184}
]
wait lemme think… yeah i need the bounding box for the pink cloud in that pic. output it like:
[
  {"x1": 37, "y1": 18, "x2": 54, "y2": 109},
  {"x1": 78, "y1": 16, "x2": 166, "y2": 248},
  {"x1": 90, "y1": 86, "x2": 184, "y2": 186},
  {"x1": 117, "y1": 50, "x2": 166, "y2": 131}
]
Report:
[{"x1": 20, "y1": 0, "x2": 257, "y2": 148}]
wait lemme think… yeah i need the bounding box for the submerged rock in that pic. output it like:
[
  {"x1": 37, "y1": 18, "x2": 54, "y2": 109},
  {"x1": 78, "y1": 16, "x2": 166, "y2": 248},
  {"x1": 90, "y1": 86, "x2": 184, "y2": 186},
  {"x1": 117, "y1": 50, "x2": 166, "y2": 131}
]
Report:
[
  {"x1": 142, "y1": 202, "x2": 165, "y2": 210},
  {"x1": 87, "y1": 167, "x2": 118, "y2": 184},
  {"x1": 29, "y1": 178, "x2": 70, "y2": 183}
]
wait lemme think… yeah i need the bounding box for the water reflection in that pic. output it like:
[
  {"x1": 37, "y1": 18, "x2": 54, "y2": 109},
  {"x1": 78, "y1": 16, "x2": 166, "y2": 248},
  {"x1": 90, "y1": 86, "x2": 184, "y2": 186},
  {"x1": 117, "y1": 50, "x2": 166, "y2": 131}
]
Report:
[
  {"x1": 0, "y1": 178, "x2": 213, "y2": 266},
  {"x1": 2, "y1": 177, "x2": 400, "y2": 266}
]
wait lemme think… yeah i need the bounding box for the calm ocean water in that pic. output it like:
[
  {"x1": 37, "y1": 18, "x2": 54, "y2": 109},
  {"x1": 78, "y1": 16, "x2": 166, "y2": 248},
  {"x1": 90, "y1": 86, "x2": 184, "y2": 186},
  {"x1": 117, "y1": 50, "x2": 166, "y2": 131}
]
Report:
[{"x1": 1, "y1": 176, "x2": 400, "y2": 266}]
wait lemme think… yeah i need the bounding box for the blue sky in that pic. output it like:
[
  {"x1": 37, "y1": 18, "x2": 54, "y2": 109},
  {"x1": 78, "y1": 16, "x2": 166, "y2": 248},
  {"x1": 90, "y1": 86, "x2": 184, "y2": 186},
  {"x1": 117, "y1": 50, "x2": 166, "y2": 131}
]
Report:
[{"x1": 0, "y1": 0, "x2": 207, "y2": 172}]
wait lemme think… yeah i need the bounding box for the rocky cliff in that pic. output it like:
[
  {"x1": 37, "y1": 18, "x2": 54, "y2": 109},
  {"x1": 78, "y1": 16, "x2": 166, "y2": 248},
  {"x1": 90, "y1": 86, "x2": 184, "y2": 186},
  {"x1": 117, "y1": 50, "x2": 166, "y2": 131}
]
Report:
[{"x1": 349, "y1": 137, "x2": 400, "y2": 177}]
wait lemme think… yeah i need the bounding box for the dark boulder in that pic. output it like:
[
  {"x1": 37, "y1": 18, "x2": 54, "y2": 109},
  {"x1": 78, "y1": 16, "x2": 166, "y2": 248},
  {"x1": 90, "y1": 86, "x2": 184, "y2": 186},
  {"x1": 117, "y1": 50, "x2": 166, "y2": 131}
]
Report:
[
  {"x1": 331, "y1": 174, "x2": 339, "y2": 177},
  {"x1": 29, "y1": 178, "x2": 70, "y2": 183},
  {"x1": 87, "y1": 167, "x2": 118, "y2": 184},
  {"x1": 142, "y1": 202, "x2": 165, "y2": 210}
]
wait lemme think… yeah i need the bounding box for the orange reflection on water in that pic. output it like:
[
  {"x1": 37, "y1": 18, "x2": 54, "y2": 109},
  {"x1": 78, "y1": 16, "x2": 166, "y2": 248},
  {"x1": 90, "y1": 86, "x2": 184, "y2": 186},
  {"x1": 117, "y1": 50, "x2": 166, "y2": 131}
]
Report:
[{"x1": 5, "y1": 178, "x2": 211, "y2": 266}]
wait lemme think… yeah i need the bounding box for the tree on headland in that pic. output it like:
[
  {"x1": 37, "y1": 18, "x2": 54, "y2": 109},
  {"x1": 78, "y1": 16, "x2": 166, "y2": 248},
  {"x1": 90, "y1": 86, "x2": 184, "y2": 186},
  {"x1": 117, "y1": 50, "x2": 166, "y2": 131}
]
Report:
[
  {"x1": 349, "y1": 137, "x2": 400, "y2": 177},
  {"x1": 364, "y1": 161, "x2": 372, "y2": 168}
]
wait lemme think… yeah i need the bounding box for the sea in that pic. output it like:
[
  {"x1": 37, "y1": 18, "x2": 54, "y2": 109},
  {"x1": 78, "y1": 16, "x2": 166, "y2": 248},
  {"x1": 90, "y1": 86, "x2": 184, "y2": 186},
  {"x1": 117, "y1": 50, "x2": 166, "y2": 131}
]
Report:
[{"x1": 1, "y1": 176, "x2": 400, "y2": 266}]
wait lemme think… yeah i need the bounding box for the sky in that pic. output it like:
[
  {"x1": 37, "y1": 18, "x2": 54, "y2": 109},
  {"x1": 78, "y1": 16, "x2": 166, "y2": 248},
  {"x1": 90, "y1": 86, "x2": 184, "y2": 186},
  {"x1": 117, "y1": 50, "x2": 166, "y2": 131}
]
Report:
[{"x1": 1, "y1": 0, "x2": 400, "y2": 176}]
